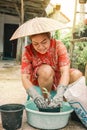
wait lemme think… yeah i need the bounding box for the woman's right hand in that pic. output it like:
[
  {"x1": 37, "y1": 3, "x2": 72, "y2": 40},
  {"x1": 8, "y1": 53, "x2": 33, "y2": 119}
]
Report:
[{"x1": 26, "y1": 86, "x2": 48, "y2": 108}]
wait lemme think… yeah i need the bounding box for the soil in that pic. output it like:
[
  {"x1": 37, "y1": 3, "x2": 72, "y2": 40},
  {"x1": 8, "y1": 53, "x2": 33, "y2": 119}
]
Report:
[{"x1": 0, "y1": 60, "x2": 86, "y2": 130}]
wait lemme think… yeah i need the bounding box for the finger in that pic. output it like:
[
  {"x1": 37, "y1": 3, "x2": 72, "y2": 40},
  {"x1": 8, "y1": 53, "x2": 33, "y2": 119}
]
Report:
[{"x1": 35, "y1": 100, "x2": 48, "y2": 108}]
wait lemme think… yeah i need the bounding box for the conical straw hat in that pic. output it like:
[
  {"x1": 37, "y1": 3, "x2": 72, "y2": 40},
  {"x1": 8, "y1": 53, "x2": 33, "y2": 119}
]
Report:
[{"x1": 10, "y1": 17, "x2": 67, "y2": 40}]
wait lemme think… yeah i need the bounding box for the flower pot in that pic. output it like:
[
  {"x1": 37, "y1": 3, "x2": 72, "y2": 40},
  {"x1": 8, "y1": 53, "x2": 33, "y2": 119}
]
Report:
[
  {"x1": 83, "y1": 19, "x2": 87, "y2": 25},
  {"x1": 73, "y1": 32, "x2": 80, "y2": 39},
  {"x1": 79, "y1": 0, "x2": 86, "y2": 4},
  {"x1": 80, "y1": 29, "x2": 87, "y2": 37},
  {"x1": 0, "y1": 104, "x2": 25, "y2": 130}
]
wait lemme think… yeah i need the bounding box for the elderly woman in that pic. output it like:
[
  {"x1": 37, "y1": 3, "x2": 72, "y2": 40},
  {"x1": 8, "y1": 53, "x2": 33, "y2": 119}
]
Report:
[{"x1": 21, "y1": 32, "x2": 83, "y2": 108}]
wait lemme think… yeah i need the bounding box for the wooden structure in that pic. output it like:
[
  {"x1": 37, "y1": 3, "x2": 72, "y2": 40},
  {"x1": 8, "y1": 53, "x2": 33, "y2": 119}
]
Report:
[
  {"x1": 0, "y1": 0, "x2": 50, "y2": 22},
  {"x1": 71, "y1": 0, "x2": 87, "y2": 79},
  {"x1": 48, "y1": 4, "x2": 70, "y2": 24},
  {"x1": 0, "y1": 0, "x2": 50, "y2": 62},
  {"x1": 70, "y1": 37, "x2": 87, "y2": 65},
  {"x1": 70, "y1": 0, "x2": 87, "y2": 60},
  {"x1": 72, "y1": 0, "x2": 86, "y2": 35}
]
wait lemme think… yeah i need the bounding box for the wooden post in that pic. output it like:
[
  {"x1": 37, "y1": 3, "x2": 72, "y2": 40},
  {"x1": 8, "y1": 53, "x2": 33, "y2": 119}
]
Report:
[
  {"x1": 70, "y1": 0, "x2": 77, "y2": 67},
  {"x1": 21, "y1": 0, "x2": 24, "y2": 24},
  {"x1": 70, "y1": 41, "x2": 75, "y2": 68},
  {"x1": 72, "y1": 0, "x2": 78, "y2": 35},
  {"x1": 16, "y1": 0, "x2": 24, "y2": 63},
  {"x1": 85, "y1": 64, "x2": 87, "y2": 85}
]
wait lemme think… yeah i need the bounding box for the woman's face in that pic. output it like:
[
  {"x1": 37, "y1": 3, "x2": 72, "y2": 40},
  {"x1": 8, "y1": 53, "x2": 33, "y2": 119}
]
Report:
[{"x1": 31, "y1": 33, "x2": 50, "y2": 54}]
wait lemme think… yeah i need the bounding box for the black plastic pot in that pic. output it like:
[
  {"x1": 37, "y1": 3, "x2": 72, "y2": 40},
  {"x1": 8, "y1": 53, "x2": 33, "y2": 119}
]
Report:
[
  {"x1": 0, "y1": 104, "x2": 25, "y2": 130},
  {"x1": 39, "y1": 106, "x2": 60, "y2": 113}
]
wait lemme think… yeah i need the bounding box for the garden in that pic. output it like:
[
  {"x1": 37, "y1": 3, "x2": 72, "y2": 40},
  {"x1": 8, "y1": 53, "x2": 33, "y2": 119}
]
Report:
[{"x1": 53, "y1": 28, "x2": 87, "y2": 77}]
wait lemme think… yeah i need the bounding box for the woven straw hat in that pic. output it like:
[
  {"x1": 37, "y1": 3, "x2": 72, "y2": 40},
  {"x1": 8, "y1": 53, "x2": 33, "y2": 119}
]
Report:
[{"x1": 10, "y1": 17, "x2": 67, "y2": 40}]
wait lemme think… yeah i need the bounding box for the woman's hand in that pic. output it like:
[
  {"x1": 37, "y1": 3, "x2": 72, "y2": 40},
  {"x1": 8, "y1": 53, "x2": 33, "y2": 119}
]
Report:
[
  {"x1": 26, "y1": 86, "x2": 48, "y2": 108},
  {"x1": 48, "y1": 85, "x2": 66, "y2": 108}
]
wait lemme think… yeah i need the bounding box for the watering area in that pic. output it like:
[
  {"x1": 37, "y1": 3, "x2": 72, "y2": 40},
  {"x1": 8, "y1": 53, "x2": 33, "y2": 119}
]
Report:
[{"x1": 0, "y1": 60, "x2": 86, "y2": 130}]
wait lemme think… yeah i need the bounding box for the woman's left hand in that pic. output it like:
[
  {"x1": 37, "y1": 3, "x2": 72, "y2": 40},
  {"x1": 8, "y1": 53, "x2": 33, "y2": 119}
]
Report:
[{"x1": 48, "y1": 85, "x2": 66, "y2": 108}]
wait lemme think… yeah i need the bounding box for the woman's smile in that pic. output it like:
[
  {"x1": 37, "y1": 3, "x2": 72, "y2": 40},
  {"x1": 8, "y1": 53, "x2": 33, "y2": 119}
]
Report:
[{"x1": 31, "y1": 34, "x2": 50, "y2": 54}]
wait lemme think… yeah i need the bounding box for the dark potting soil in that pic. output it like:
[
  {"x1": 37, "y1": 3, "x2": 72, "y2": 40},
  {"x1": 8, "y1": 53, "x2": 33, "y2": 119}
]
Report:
[{"x1": 39, "y1": 106, "x2": 60, "y2": 112}]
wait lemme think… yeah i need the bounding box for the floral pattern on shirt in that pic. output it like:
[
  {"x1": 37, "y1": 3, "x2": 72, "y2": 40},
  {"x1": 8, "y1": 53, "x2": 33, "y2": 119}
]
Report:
[{"x1": 21, "y1": 39, "x2": 70, "y2": 90}]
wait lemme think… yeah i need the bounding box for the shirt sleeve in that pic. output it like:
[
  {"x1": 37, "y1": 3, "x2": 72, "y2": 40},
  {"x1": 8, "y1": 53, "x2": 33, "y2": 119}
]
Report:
[
  {"x1": 21, "y1": 47, "x2": 33, "y2": 74},
  {"x1": 56, "y1": 40, "x2": 70, "y2": 67}
]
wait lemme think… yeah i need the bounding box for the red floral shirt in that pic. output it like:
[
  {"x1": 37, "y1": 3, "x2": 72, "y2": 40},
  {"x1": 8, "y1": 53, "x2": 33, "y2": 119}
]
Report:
[{"x1": 21, "y1": 39, "x2": 70, "y2": 90}]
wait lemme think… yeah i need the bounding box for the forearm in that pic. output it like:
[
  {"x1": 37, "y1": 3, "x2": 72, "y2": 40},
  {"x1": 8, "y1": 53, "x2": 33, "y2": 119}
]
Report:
[
  {"x1": 59, "y1": 71, "x2": 69, "y2": 86},
  {"x1": 49, "y1": 70, "x2": 69, "y2": 107},
  {"x1": 59, "y1": 65, "x2": 70, "y2": 86},
  {"x1": 21, "y1": 74, "x2": 33, "y2": 90},
  {"x1": 21, "y1": 74, "x2": 48, "y2": 108}
]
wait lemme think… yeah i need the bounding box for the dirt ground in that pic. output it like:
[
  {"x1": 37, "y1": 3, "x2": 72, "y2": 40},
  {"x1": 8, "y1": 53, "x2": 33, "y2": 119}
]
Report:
[{"x1": 0, "y1": 60, "x2": 86, "y2": 130}]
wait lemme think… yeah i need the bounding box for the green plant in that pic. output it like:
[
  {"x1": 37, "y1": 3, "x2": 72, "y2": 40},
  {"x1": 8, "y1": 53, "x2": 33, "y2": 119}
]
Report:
[
  {"x1": 73, "y1": 42, "x2": 87, "y2": 73},
  {"x1": 52, "y1": 30, "x2": 72, "y2": 52},
  {"x1": 42, "y1": 88, "x2": 51, "y2": 104},
  {"x1": 52, "y1": 30, "x2": 61, "y2": 40},
  {"x1": 73, "y1": 23, "x2": 87, "y2": 38},
  {"x1": 61, "y1": 32, "x2": 71, "y2": 51},
  {"x1": 77, "y1": 47, "x2": 87, "y2": 65}
]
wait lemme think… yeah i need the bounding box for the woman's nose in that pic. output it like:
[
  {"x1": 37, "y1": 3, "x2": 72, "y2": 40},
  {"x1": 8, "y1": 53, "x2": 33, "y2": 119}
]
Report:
[{"x1": 38, "y1": 44, "x2": 43, "y2": 49}]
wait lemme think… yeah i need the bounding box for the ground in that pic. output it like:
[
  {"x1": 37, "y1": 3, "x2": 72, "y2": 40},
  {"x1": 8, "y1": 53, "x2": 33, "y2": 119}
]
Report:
[{"x1": 0, "y1": 60, "x2": 86, "y2": 130}]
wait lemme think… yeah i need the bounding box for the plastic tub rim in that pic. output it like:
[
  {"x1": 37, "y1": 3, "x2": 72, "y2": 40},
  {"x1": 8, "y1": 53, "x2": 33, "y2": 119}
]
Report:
[
  {"x1": 25, "y1": 107, "x2": 73, "y2": 116},
  {"x1": 0, "y1": 103, "x2": 25, "y2": 113}
]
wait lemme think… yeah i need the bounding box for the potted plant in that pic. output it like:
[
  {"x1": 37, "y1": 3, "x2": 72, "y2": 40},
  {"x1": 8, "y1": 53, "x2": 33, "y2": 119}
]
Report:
[
  {"x1": 73, "y1": 42, "x2": 87, "y2": 74},
  {"x1": 81, "y1": 18, "x2": 87, "y2": 37},
  {"x1": 80, "y1": 24, "x2": 87, "y2": 37},
  {"x1": 73, "y1": 22, "x2": 87, "y2": 39},
  {"x1": 73, "y1": 24, "x2": 82, "y2": 39}
]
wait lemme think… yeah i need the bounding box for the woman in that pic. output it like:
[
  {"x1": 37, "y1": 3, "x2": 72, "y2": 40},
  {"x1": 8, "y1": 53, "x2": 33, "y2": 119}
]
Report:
[{"x1": 21, "y1": 32, "x2": 83, "y2": 108}]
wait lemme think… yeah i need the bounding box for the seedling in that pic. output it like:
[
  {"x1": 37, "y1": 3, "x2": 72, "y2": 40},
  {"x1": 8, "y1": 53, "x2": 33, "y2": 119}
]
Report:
[{"x1": 42, "y1": 88, "x2": 51, "y2": 104}]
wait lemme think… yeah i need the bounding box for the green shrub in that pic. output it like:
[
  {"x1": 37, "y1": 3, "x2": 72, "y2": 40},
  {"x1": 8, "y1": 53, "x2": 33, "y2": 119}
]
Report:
[
  {"x1": 73, "y1": 42, "x2": 87, "y2": 73},
  {"x1": 53, "y1": 30, "x2": 87, "y2": 74}
]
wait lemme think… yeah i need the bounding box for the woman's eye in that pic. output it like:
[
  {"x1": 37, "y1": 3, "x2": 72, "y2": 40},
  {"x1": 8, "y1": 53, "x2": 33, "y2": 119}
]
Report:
[
  {"x1": 35, "y1": 44, "x2": 38, "y2": 46},
  {"x1": 42, "y1": 41, "x2": 47, "y2": 44},
  {"x1": 33, "y1": 43, "x2": 38, "y2": 46}
]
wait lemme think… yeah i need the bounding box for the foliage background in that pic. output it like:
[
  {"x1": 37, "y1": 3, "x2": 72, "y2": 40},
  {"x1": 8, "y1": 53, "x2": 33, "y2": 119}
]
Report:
[{"x1": 53, "y1": 30, "x2": 87, "y2": 74}]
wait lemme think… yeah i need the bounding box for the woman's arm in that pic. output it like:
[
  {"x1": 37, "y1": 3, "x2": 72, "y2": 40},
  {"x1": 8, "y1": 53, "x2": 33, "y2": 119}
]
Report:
[
  {"x1": 59, "y1": 64, "x2": 70, "y2": 86},
  {"x1": 21, "y1": 73, "x2": 48, "y2": 108},
  {"x1": 21, "y1": 73, "x2": 33, "y2": 90}
]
